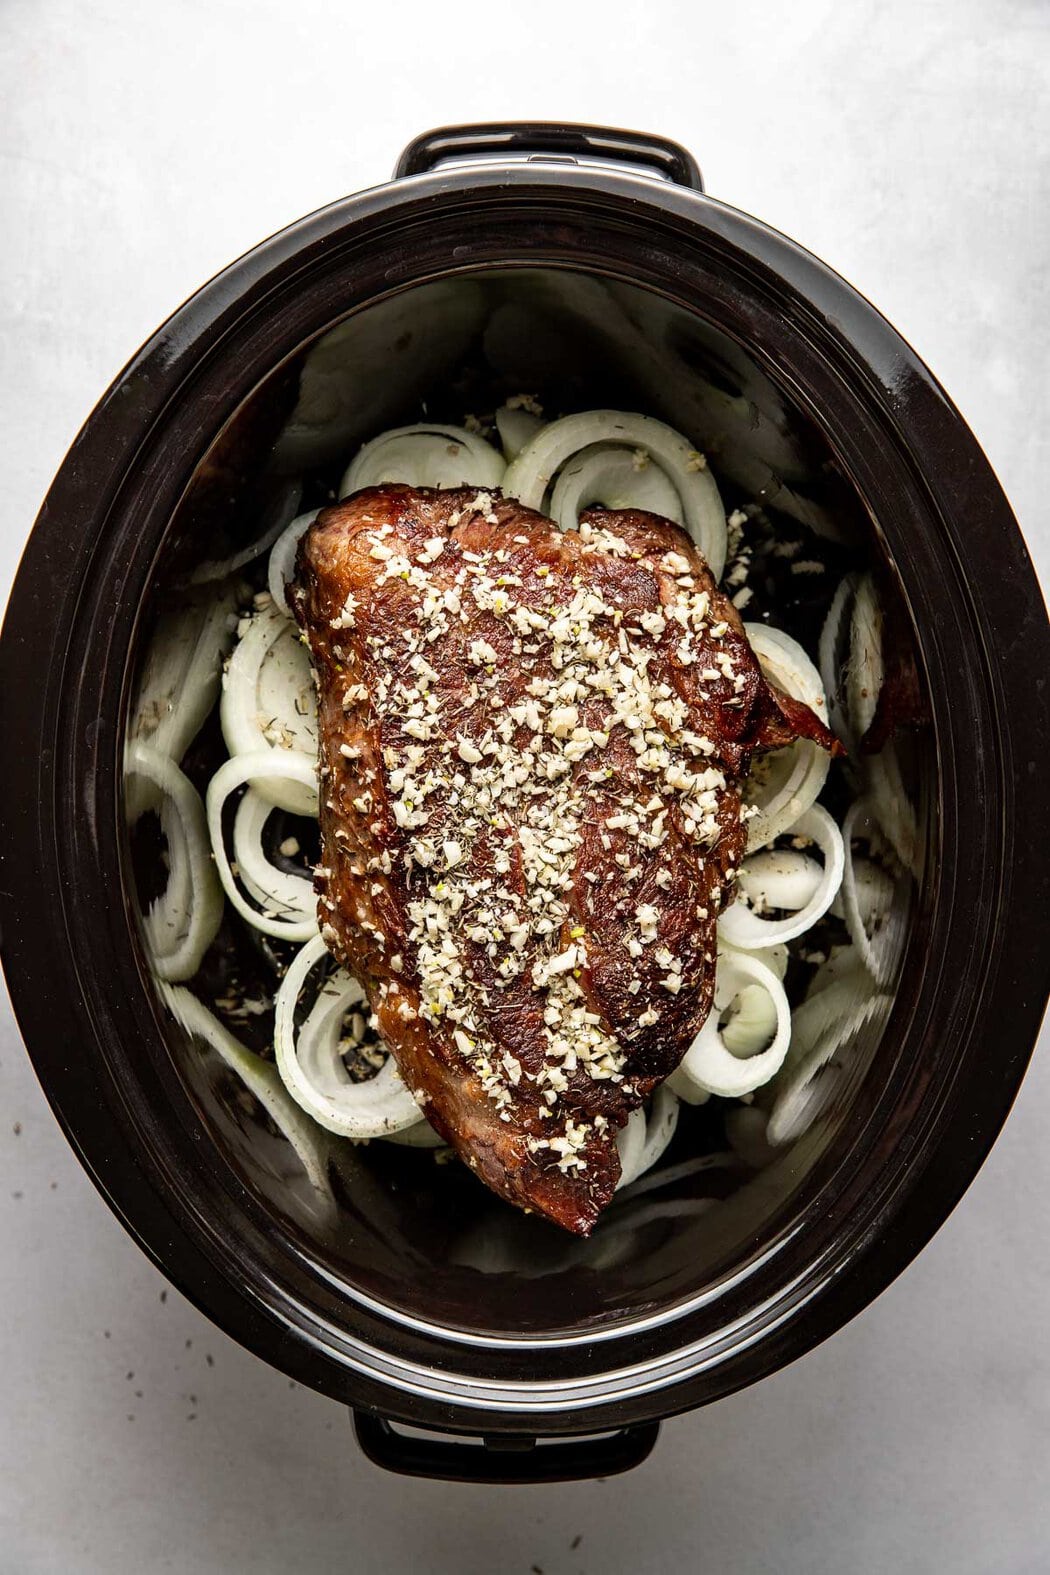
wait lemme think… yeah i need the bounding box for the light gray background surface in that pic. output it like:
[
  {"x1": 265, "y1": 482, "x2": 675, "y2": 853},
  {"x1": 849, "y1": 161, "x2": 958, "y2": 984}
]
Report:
[{"x1": 1, "y1": 2, "x2": 1048, "y2": 1571}]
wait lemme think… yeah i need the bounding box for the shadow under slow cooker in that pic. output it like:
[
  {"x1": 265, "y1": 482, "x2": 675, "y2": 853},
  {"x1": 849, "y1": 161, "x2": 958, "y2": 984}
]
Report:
[{"x1": 123, "y1": 266, "x2": 931, "y2": 1339}]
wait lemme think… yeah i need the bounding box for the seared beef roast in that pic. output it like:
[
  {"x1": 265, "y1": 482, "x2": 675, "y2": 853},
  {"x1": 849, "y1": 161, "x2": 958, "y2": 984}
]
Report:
[{"x1": 294, "y1": 485, "x2": 836, "y2": 1233}]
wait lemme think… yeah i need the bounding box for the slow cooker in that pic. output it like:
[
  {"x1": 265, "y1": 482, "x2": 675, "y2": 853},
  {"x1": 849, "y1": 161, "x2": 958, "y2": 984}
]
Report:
[{"x1": 2, "y1": 121, "x2": 1047, "y2": 1483}]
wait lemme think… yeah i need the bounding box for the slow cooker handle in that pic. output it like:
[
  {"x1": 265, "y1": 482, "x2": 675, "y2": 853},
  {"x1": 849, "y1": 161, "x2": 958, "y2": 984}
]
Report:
[
  {"x1": 352, "y1": 1411, "x2": 660, "y2": 1484},
  {"x1": 394, "y1": 121, "x2": 703, "y2": 191}
]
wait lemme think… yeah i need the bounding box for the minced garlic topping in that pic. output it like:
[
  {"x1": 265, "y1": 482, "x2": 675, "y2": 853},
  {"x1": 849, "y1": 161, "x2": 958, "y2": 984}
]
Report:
[{"x1": 309, "y1": 502, "x2": 749, "y2": 1175}]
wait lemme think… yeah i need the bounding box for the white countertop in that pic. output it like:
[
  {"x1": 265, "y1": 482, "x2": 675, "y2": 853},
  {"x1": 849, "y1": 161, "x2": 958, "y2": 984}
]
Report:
[{"x1": 2, "y1": 1, "x2": 1048, "y2": 1570}]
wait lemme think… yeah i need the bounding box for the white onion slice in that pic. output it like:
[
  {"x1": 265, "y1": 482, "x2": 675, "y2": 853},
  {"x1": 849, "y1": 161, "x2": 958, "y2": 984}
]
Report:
[
  {"x1": 630, "y1": 1084, "x2": 680, "y2": 1184},
  {"x1": 795, "y1": 952, "x2": 874, "y2": 1028},
  {"x1": 549, "y1": 443, "x2": 684, "y2": 533},
  {"x1": 495, "y1": 404, "x2": 546, "y2": 462},
  {"x1": 614, "y1": 1109, "x2": 646, "y2": 1189},
  {"x1": 835, "y1": 799, "x2": 898, "y2": 983},
  {"x1": 190, "y1": 479, "x2": 303, "y2": 584},
  {"x1": 207, "y1": 753, "x2": 319, "y2": 941},
  {"x1": 721, "y1": 940, "x2": 789, "y2": 981},
  {"x1": 230, "y1": 788, "x2": 316, "y2": 931},
  {"x1": 818, "y1": 573, "x2": 858, "y2": 749},
  {"x1": 847, "y1": 575, "x2": 921, "y2": 872},
  {"x1": 803, "y1": 945, "x2": 868, "y2": 999},
  {"x1": 844, "y1": 579, "x2": 922, "y2": 868},
  {"x1": 719, "y1": 804, "x2": 844, "y2": 949},
  {"x1": 667, "y1": 1068, "x2": 711, "y2": 1107},
  {"x1": 128, "y1": 583, "x2": 240, "y2": 821},
  {"x1": 821, "y1": 574, "x2": 921, "y2": 872},
  {"x1": 220, "y1": 601, "x2": 318, "y2": 815},
  {"x1": 742, "y1": 623, "x2": 832, "y2": 852},
  {"x1": 670, "y1": 950, "x2": 792, "y2": 1099},
  {"x1": 340, "y1": 424, "x2": 505, "y2": 496},
  {"x1": 867, "y1": 742, "x2": 922, "y2": 875},
  {"x1": 833, "y1": 852, "x2": 894, "y2": 933},
  {"x1": 384, "y1": 1120, "x2": 445, "y2": 1149},
  {"x1": 735, "y1": 847, "x2": 824, "y2": 914},
  {"x1": 126, "y1": 743, "x2": 224, "y2": 982},
  {"x1": 159, "y1": 983, "x2": 334, "y2": 1195},
  {"x1": 847, "y1": 573, "x2": 883, "y2": 740},
  {"x1": 615, "y1": 1085, "x2": 680, "y2": 1191},
  {"x1": 268, "y1": 508, "x2": 321, "y2": 615},
  {"x1": 274, "y1": 935, "x2": 421, "y2": 1138},
  {"x1": 501, "y1": 410, "x2": 727, "y2": 578},
  {"x1": 767, "y1": 988, "x2": 892, "y2": 1146}
]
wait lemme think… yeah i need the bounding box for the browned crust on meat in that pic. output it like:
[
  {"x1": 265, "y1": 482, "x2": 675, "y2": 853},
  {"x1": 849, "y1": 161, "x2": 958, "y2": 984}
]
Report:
[{"x1": 294, "y1": 485, "x2": 836, "y2": 1233}]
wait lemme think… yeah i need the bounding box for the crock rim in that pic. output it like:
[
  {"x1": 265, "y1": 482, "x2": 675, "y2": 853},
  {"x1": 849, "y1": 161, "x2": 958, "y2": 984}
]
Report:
[{"x1": 2, "y1": 159, "x2": 1047, "y2": 1431}]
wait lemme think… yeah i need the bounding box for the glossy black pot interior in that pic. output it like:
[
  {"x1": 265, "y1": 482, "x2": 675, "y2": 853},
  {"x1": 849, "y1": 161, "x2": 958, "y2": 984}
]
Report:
[{"x1": 2, "y1": 126, "x2": 1047, "y2": 1472}]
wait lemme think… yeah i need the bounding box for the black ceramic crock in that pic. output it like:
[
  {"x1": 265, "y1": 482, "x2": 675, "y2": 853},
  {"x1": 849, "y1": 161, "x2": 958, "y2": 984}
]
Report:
[{"x1": 2, "y1": 123, "x2": 1048, "y2": 1484}]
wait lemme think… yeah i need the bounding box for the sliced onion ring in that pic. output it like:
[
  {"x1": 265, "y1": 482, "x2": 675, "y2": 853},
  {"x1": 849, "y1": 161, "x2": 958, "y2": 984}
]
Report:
[
  {"x1": 127, "y1": 584, "x2": 240, "y2": 825},
  {"x1": 614, "y1": 1109, "x2": 646, "y2": 1189},
  {"x1": 207, "y1": 752, "x2": 319, "y2": 941},
  {"x1": 268, "y1": 508, "x2": 320, "y2": 615},
  {"x1": 866, "y1": 742, "x2": 922, "y2": 875},
  {"x1": 385, "y1": 1120, "x2": 445, "y2": 1149},
  {"x1": 767, "y1": 990, "x2": 892, "y2": 1146},
  {"x1": 847, "y1": 573, "x2": 883, "y2": 740},
  {"x1": 720, "y1": 804, "x2": 844, "y2": 949},
  {"x1": 628, "y1": 1084, "x2": 680, "y2": 1187},
  {"x1": 761, "y1": 950, "x2": 875, "y2": 1101},
  {"x1": 742, "y1": 623, "x2": 832, "y2": 852},
  {"x1": 549, "y1": 443, "x2": 684, "y2": 533},
  {"x1": 802, "y1": 945, "x2": 868, "y2": 1000},
  {"x1": 340, "y1": 423, "x2": 505, "y2": 495},
  {"x1": 721, "y1": 940, "x2": 789, "y2": 981},
  {"x1": 735, "y1": 847, "x2": 823, "y2": 914},
  {"x1": 501, "y1": 410, "x2": 727, "y2": 578},
  {"x1": 220, "y1": 601, "x2": 318, "y2": 815},
  {"x1": 821, "y1": 574, "x2": 921, "y2": 873},
  {"x1": 818, "y1": 573, "x2": 859, "y2": 749},
  {"x1": 126, "y1": 743, "x2": 224, "y2": 982},
  {"x1": 274, "y1": 935, "x2": 422, "y2": 1138},
  {"x1": 670, "y1": 950, "x2": 791, "y2": 1099},
  {"x1": 160, "y1": 983, "x2": 334, "y2": 1195},
  {"x1": 615, "y1": 1085, "x2": 680, "y2": 1191},
  {"x1": 837, "y1": 798, "x2": 897, "y2": 984},
  {"x1": 495, "y1": 404, "x2": 546, "y2": 462},
  {"x1": 231, "y1": 788, "x2": 316, "y2": 930},
  {"x1": 667, "y1": 1068, "x2": 711, "y2": 1107}
]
